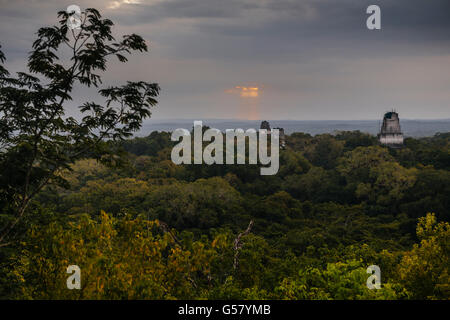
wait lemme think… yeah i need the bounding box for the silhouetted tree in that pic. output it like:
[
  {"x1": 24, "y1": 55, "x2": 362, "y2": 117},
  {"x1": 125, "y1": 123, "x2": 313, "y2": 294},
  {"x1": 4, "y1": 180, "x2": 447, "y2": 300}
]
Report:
[{"x1": 0, "y1": 8, "x2": 159, "y2": 244}]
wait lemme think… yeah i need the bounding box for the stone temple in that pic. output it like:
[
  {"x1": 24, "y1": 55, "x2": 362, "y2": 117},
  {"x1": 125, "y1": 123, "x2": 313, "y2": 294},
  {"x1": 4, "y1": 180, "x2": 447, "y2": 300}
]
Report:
[
  {"x1": 378, "y1": 111, "x2": 404, "y2": 147},
  {"x1": 260, "y1": 121, "x2": 286, "y2": 149}
]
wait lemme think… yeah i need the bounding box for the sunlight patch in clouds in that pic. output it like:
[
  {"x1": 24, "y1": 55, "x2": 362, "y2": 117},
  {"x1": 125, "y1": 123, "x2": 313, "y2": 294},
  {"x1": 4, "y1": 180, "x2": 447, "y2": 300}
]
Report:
[
  {"x1": 226, "y1": 85, "x2": 260, "y2": 98},
  {"x1": 108, "y1": 0, "x2": 141, "y2": 10}
]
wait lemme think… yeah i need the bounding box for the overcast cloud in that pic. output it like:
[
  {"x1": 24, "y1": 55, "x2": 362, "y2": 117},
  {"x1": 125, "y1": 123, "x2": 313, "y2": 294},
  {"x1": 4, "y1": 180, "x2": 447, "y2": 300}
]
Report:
[{"x1": 1, "y1": 0, "x2": 450, "y2": 120}]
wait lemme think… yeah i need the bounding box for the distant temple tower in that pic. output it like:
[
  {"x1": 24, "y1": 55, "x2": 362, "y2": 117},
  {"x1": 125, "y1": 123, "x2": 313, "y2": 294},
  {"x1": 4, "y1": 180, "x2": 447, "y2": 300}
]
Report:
[
  {"x1": 260, "y1": 121, "x2": 286, "y2": 149},
  {"x1": 378, "y1": 111, "x2": 404, "y2": 147},
  {"x1": 274, "y1": 127, "x2": 286, "y2": 149},
  {"x1": 260, "y1": 121, "x2": 271, "y2": 131}
]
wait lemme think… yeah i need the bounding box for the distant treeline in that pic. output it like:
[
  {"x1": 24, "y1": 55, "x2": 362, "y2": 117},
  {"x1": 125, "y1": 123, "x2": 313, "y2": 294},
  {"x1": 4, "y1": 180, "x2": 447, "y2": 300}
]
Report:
[{"x1": 1, "y1": 130, "x2": 449, "y2": 299}]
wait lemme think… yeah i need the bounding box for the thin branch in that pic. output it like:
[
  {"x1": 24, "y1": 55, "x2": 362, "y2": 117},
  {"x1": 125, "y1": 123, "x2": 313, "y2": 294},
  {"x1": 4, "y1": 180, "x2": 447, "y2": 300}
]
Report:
[{"x1": 233, "y1": 220, "x2": 254, "y2": 270}]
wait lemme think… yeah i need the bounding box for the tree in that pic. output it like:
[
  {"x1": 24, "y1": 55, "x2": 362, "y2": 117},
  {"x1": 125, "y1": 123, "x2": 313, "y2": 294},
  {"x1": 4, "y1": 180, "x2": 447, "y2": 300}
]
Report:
[
  {"x1": 337, "y1": 146, "x2": 394, "y2": 184},
  {"x1": 397, "y1": 213, "x2": 450, "y2": 299},
  {"x1": 276, "y1": 259, "x2": 408, "y2": 300},
  {"x1": 0, "y1": 8, "x2": 159, "y2": 244},
  {"x1": 335, "y1": 130, "x2": 378, "y2": 150},
  {"x1": 11, "y1": 212, "x2": 216, "y2": 299},
  {"x1": 146, "y1": 177, "x2": 243, "y2": 230},
  {"x1": 355, "y1": 162, "x2": 417, "y2": 205},
  {"x1": 305, "y1": 135, "x2": 344, "y2": 169},
  {"x1": 337, "y1": 146, "x2": 417, "y2": 205}
]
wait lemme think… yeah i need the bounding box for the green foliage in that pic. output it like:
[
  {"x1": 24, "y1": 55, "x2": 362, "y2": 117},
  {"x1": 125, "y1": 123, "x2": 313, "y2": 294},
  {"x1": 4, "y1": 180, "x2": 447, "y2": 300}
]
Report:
[
  {"x1": 276, "y1": 259, "x2": 408, "y2": 299},
  {"x1": 1, "y1": 129, "x2": 449, "y2": 299},
  {"x1": 146, "y1": 177, "x2": 243, "y2": 230},
  {"x1": 0, "y1": 8, "x2": 159, "y2": 244},
  {"x1": 9, "y1": 212, "x2": 216, "y2": 299},
  {"x1": 1, "y1": 8, "x2": 450, "y2": 301},
  {"x1": 397, "y1": 213, "x2": 450, "y2": 299}
]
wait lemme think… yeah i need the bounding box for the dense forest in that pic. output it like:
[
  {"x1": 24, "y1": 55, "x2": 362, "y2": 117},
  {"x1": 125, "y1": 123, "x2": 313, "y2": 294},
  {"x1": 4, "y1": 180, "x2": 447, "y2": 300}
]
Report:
[
  {"x1": 0, "y1": 8, "x2": 449, "y2": 300},
  {"x1": 1, "y1": 129, "x2": 449, "y2": 299}
]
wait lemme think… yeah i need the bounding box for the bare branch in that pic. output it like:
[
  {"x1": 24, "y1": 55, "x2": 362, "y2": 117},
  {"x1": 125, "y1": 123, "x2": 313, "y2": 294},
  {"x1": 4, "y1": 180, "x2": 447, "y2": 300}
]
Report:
[{"x1": 233, "y1": 220, "x2": 254, "y2": 270}]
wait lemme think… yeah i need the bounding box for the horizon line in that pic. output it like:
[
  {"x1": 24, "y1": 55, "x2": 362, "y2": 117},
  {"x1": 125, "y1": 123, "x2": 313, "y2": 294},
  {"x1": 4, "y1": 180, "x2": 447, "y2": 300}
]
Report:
[{"x1": 145, "y1": 117, "x2": 450, "y2": 122}]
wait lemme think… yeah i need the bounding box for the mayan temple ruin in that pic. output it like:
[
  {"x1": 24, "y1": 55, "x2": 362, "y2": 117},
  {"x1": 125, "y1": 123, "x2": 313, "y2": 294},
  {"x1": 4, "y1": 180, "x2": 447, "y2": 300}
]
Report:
[
  {"x1": 378, "y1": 111, "x2": 404, "y2": 147},
  {"x1": 260, "y1": 121, "x2": 286, "y2": 149}
]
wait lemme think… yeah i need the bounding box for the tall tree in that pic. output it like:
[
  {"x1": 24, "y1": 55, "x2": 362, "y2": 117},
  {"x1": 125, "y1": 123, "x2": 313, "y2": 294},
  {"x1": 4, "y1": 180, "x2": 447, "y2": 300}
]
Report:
[{"x1": 0, "y1": 8, "x2": 159, "y2": 244}]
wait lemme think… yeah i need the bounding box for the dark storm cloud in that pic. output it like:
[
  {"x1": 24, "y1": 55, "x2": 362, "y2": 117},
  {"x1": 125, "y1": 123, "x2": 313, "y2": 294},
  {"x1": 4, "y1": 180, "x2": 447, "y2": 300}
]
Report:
[
  {"x1": 115, "y1": 0, "x2": 450, "y2": 35},
  {"x1": 1, "y1": 0, "x2": 450, "y2": 120},
  {"x1": 105, "y1": 0, "x2": 450, "y2": 63},
  {"x1": 2, "y1": 0, "x2": 449, "y2": 61}
]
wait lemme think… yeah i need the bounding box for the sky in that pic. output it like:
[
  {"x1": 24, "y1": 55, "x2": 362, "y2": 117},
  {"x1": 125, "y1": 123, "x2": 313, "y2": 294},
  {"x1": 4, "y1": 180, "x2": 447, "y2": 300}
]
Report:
[{"x1": 1, "y1": 0, "x2": 450, "y2": 120}]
